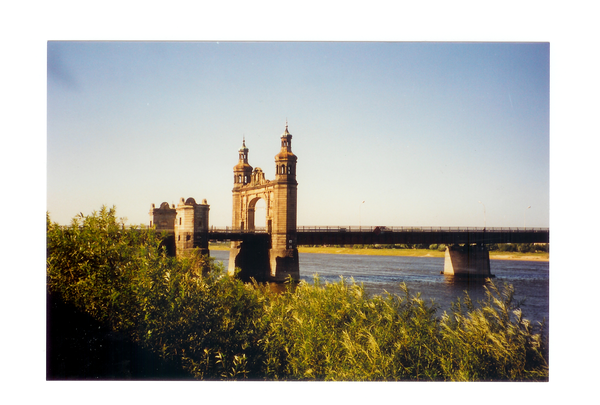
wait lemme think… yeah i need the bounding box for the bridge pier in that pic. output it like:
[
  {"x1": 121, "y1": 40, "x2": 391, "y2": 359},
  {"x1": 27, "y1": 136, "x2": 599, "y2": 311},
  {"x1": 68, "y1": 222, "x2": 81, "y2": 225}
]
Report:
[
  {"x1": 227, "y1": 237, "x2": 271, "y2": 282},
  {"x1": 269, "y1": 247, "x2": 299, "y2": 282},
  {"x1": 443, "y1": 244, "x2": 494, "y2": 278},
  {"x1": 227, "y1": 240, "x2": 299, "y2": 283}
]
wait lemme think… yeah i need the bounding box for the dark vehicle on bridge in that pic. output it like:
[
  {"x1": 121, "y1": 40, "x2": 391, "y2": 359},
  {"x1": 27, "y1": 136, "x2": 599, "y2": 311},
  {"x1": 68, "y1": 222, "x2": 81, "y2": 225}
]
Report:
[{"x1": 373, "y1": 226, "x2": 389, "y2": 235}]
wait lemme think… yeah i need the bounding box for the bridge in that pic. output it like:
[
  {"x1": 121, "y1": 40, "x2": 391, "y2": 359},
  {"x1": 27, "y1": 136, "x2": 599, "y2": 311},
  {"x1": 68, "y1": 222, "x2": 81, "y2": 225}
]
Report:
[
  {"x1": 208, "y1": 226, "x2": 549, "y2": 245},
  {"x1": 150, "y1": 123, "x2": 549, "y2": 283},
  {"x1": 206, "y1": 226, "x2": 549, "y2": 281}
]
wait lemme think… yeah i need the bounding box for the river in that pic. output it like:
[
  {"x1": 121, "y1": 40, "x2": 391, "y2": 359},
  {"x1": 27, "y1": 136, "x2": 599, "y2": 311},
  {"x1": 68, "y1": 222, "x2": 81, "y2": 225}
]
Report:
[{"x1": 209, "y1": 250, "x2": 549, "y2": 328}]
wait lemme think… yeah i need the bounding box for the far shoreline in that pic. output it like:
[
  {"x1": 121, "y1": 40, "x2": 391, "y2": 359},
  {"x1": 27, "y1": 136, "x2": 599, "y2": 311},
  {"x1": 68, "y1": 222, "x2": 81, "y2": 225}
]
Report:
[{"x1": 208, "y1": 244, "x2": 549, "y2": 262}]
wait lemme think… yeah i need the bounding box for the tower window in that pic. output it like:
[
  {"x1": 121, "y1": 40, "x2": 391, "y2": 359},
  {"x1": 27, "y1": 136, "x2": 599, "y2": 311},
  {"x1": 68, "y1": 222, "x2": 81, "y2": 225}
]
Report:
[{"x1": 179, "y1": 218, "x2": 182, "y2": 225}]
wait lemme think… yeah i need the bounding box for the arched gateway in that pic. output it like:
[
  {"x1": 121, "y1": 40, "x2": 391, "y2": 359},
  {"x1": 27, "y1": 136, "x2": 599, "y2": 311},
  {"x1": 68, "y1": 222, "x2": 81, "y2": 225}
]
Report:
[{"x1": 228, "y1": 124, "x2": 299, "y2": 282}]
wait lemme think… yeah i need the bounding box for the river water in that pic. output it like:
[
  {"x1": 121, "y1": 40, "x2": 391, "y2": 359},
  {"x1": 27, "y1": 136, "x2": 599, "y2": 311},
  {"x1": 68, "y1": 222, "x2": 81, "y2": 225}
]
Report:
[{"x1": 210, "y1": 250, "x2": 549, "y2": 327}]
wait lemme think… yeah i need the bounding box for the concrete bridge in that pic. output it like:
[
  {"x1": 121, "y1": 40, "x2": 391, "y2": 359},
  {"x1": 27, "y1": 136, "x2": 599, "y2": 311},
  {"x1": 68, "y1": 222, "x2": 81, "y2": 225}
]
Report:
[
  {"x1": 207, "y1": 226, "x2": 548, "y2": 249},
  {"x1": 205, "y1": 226, "x2": 549, "y2": 281},
  {"x1": 150, "y1": 123, "x2": 549, "y2": 282}
]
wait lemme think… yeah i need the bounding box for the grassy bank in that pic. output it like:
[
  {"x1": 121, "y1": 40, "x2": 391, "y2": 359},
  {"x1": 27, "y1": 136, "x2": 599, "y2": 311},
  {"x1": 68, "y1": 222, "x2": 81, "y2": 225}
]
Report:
[{"x1": 210, "y1": 243, "x2": 549, "y2": 262}]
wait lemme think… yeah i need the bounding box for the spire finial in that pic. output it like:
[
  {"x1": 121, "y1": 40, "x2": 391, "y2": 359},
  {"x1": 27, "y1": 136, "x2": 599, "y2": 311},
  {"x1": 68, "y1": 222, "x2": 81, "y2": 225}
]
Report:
[
  {"x1": 285, "y1": 118, "x2": 288, "y2": 131},
  {"x1": 243, "y1": 134, "x2": 246, "y2": 147}
]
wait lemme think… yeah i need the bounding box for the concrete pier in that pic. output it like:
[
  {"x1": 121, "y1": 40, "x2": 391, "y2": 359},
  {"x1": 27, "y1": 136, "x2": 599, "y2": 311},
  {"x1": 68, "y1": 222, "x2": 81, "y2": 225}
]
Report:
[
  {"x1": 228, "y1": 237, "x2": 271, "y2": 282},
  {"x1": 443, "y1": 244, "x2": 494, "y2": 278},
  {"x1": 268, "y1": 247, "x2": 300, "y2": 282}
]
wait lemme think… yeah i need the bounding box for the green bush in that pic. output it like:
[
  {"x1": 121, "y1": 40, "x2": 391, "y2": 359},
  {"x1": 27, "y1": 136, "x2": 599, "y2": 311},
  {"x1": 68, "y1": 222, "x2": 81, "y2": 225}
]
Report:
[
  {"x1": 498, "y1": 244, "x2": 516, "y2": 252},
  {"x1": 47, "y1": 207, "x2": 267, "y2": 379},
  {"x1": 46, "y1": 206, "x2": 158, "y2": 332},
  {"x1": 489, "y1": 243, "x2": 549, "y2": 253}
]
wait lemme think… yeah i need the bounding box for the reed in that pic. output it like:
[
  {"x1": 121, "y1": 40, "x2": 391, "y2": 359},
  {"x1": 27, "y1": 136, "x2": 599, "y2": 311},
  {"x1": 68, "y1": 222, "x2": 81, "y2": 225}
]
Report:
[
  {"x1": 259, "y1": 277, "x2": 444, "y2": 380},
  {"x1": 259, "y1": 277, "x2": 547, "y2": 381},
  {"x1": 439, "y1": 281, "x2": 548, "y2": 381}
]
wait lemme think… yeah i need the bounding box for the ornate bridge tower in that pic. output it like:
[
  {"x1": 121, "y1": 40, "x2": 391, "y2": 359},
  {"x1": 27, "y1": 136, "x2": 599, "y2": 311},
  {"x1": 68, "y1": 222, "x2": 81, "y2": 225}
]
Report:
[
  {"x1": 228, "y1": 123, "x2": 299, "y2": 282},
  {"x1": 149, "y1": 198, "x2": 210, "y2": 257}
]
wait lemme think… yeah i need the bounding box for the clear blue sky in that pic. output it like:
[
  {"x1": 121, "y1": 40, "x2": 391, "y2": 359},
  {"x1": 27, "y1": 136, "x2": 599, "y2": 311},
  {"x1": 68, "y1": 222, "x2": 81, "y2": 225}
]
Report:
[{"x1": 47, "y1": 41, "x2": 549, "y2": 228}]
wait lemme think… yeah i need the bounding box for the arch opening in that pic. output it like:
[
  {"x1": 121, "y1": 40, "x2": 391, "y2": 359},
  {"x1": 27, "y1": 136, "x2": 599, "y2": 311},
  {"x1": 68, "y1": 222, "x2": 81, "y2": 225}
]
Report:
[{"x1": 248, "y1": 197, "x2": 267, "y2": 232}]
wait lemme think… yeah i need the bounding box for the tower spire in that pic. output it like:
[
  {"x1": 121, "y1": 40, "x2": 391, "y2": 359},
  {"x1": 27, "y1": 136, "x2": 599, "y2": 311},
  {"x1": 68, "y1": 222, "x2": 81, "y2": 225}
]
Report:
[
  {"x1": 234, "y1": 134, "x2": 252, "y2": 187},
  {"x1": 283, "y1": 119, "x2": 290, "y2": 136}
]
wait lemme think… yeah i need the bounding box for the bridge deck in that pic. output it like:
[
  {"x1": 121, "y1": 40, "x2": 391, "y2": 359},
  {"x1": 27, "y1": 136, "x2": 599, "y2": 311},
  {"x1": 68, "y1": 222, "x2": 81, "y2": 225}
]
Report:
[{"x1": 207, "y1": 226, "x2": 549, "y2": 245}]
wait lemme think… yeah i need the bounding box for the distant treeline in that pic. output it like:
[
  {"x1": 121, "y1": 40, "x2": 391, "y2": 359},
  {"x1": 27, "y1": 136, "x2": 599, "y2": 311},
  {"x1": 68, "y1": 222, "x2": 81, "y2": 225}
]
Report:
[
  {"x1": 305, "y1": 243, "x2": 549, "y2": 253},
  {"x1": 47, "y1": 206, "x2": 548, "y2": 381}
]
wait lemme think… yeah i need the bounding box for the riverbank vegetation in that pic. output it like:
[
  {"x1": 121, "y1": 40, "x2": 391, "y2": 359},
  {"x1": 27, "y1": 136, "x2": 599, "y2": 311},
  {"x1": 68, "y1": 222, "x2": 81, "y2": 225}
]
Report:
[{"x1": 47, "y1": 207, "x2": 548, "y2": 381}]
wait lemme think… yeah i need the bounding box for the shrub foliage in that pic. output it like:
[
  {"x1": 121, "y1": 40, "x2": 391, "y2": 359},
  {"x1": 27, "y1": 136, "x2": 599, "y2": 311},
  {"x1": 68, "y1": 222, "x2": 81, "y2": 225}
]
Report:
[{"x1": 47, "y1": 207, "x2": 548, "y2": 381}]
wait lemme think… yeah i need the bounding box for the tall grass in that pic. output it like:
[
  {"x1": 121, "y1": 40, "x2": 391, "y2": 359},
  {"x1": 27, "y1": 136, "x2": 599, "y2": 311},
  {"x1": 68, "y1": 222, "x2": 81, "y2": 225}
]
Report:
[
  {"x1": 260, "y1": 277, "x2": 443, "y2": 380},
  {"x1": 439, "y1": 282, "x2": 548, "y2": 381},
  {"x1": 47, "y1": 207, "x2": 548, "y2": 381},
  {"x1": 259, "y1": 276, "x2": 547, "y2": 381}
]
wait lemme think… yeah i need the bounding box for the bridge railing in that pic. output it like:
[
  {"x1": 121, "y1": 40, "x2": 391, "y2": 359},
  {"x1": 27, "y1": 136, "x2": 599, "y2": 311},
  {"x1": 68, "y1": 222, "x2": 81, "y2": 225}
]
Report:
[
  {"x1": 209, "y1": 227, "x2": 268, "y2": 234},
  {"x1": 207, "y1": 226, "x2": 549, "y2": 233},
  {"x1": 295, "y1": 226, "x2": 549, "y2": 233},
  {"x1": 206, "y1": 226, "x2": 548, "y2": 244}
]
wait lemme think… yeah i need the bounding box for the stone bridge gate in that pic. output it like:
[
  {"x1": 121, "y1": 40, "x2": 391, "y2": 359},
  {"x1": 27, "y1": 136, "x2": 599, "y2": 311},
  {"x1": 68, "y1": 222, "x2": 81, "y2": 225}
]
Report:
[{"x1": 149, "y1": 123, "x2": 299, "y2": 282}]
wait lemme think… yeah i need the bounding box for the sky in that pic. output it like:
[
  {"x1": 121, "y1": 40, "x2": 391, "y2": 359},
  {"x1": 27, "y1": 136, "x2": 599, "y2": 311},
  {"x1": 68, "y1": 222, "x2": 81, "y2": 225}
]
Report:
[{"x1": 48, "y1": 41, "x2": 549, "y2": 228}]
